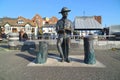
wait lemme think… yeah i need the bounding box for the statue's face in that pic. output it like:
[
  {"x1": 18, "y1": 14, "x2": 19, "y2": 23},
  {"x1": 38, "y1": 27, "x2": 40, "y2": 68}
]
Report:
[{"x1": 61, "y1": 12, "x2": 68, "y2": 17}]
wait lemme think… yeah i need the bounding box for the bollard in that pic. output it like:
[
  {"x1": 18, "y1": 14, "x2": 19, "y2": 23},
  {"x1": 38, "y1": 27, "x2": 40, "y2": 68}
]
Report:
[
  {"x1": 36, "y1": 41, "x2": 48, "y2": 64},
  {"x1": 83, "y1": 35, "x2": 96, "y2": 64},
  {"x1": 8, "y1": 33, "x2": 19, "y2": 50}
]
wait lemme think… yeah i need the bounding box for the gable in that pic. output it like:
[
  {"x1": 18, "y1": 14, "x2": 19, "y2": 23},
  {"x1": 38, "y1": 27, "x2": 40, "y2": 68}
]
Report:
[
  {"x1": 25, "y1": 24, "x2": 31, "y2": 27},
  {"x1": 4, "y1": 23, "x2": 10, "y2": 27}
]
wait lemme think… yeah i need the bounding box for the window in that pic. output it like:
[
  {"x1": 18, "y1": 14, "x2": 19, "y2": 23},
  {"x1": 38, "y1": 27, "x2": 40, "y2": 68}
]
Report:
[
  {"x1": 31, "y1": 28, "x2": 35, "y2": 32},
  {"x1": 7, "y1": 27, "x2": 11, "y2": 30},
  {"x1": 18, "y1": 20, "x2": 24, "y2": 24},
  {"x1": 25, "y1": 24, "x2": 31, "y2": 31},
  {"x1": 28, "y1": 27, "x2": 31, "y2": 30},
  {"x1": 5, "y1": 24, "x2": 11, "y2": 31},
  {"x1": 12, "y1": 28, "x2": 17, "y2": 33}
]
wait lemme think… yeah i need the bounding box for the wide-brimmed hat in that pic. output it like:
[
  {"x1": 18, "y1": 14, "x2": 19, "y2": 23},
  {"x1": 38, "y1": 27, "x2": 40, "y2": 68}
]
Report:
[{"x1": 59, "y1": 7, "x2": 71, "y2": 13}]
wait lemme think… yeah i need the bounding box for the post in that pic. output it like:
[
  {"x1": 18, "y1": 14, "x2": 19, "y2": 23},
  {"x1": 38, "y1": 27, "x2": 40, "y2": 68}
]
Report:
[
  {"x1": 83, "y1": 35, "x2": 96, "y2": 64},
  {"x1": 8, "y1": 33, "x2": 19, "y2": 50},
  {"x1": 35, "y1": 41, "x2": 48, "y2": 64}
]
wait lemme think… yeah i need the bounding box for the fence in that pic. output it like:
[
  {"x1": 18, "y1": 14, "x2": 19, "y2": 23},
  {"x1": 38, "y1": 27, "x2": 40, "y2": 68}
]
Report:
[
  {"x1": 0, "y1": 34, "x2": 120, "y2": 50},
  {"x1": 29, "y1": 35, "x2": 120, "y2": 49}
]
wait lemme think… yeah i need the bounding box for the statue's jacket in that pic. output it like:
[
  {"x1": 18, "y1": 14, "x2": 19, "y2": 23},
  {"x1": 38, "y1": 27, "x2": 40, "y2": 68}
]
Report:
[{"x1": 56, "y1": 18, "x2": 73, "y2": 38}]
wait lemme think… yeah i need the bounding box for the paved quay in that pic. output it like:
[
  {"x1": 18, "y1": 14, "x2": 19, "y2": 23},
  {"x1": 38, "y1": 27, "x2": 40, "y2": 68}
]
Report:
[{"x1": 0, "y1": 41, "x2": 120, "y2": 80}]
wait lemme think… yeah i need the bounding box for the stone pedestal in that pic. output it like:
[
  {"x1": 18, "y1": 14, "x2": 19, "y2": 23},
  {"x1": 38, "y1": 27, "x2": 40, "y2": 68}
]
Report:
[{"x1": 83, "y1": 36, "x2": 96, "y2": 64}]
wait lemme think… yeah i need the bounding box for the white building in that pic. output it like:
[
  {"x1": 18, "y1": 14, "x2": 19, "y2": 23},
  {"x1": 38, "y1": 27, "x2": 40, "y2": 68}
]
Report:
[
  {"x1": 74, "y1": 16, "x2": 103, "y2": 36},
  {"x1": 42, "y1": 24, "x2": 56, "y2": 34},
  {"x1": 0, "y1": 17, "x2": 36, "y2": 39}
]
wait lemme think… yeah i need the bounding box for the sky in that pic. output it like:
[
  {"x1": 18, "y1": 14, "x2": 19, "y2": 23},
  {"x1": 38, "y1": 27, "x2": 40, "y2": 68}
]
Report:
[{"x1": 0, "y1": 0, "x2": 120, "y2": 27}]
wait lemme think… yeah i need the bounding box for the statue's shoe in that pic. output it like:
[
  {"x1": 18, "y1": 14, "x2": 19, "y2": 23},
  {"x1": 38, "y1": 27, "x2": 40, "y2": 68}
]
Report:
[
  {"x1": 60, "y1": 59, "x2": 64, "y2": 62},
  {"x1": 65, "y1": 58, "x2": 71, "y2": 63}
]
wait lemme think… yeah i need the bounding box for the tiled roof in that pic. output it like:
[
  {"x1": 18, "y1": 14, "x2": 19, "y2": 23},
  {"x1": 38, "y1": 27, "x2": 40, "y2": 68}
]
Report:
[
  {"x1": 0, "y1": 17, "x2": 17, "y2": 26},
  {"x1": 0, "y1": 16, "x2": 35, "y2": 27},
  {"x1": 42, "y1": 16, "x2": 58, "y2": 25},
  {"x1": 17, "y1": 16, "x2": 35, "y2": 26},
  {"x1": 74, "y1": 16, "x2": 103, "y2": 30},
  {"x1": 0, "y1": 14, "x2": 58, "y2": 27},
  {"x1": 32, "y1": 14, "x2": 43, "y2": 27},
  {"x1": 49, "y1": 16, "x2": 58, "y2": 24}
]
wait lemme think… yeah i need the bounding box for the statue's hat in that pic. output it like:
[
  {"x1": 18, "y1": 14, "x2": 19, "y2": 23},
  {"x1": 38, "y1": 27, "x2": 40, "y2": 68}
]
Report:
[{"x1": 59, "y1": 7, "x2": 71, "y2": 13}]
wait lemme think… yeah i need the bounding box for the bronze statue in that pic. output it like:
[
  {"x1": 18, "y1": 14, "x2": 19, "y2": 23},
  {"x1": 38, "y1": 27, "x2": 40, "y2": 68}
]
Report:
[{"x1": 56, "y1": 7, "x2": 73, "y2": 63}]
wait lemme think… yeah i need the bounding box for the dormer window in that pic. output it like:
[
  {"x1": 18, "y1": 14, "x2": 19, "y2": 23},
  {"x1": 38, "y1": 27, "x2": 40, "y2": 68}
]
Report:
[
  {"x1": 18, "y1": 20, "x2": 24, "y2": 24},
  {"x1": 4, "y1": 23, "x2": 11, "y2": 31}
]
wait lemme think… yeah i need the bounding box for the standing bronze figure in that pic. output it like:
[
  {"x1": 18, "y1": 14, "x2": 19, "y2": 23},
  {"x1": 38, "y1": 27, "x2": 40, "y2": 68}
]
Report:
[{"x1": 56, "y1": 7, "x2": 73, "y2": 63}]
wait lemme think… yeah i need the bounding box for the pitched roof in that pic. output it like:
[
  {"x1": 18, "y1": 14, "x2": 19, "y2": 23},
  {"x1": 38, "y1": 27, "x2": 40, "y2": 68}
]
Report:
[
  {"x1": 42, "y1": 16, "x2": 58, "y2": 25},
  {"x1": 0, "y1": 17, "x2": 17, "y2": 26},
  {"x1": 74, "y1": 16, "x2": 103, "y2": 30},
  {"x1": 0, "y1": 16, "x2": 35, "y2": 27},
  {"x1": 0, "y1": 15, "x2": 58, "y2": 27},
  {"x1": 32, "y1": 14, "x2": 43, "y2": 27},
  {"x1": 49, "y1": 16, "x2": 58, "y2": 24}
]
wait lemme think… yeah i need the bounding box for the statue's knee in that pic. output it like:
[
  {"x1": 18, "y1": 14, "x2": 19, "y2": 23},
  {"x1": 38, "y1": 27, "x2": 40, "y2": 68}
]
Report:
[{"x1": 57, "y1": 43, "x2": 61, "y2": 47}]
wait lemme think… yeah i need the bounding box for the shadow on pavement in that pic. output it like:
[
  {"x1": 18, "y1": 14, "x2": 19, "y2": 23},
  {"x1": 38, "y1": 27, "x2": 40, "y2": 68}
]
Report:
[
  {"x1": 48, "y1": 53, "x2": 61, "y2": 62},
  {"x1": 0, "y1": 44, "x2": 9, "y2": 49},
  {"x1": 16, "y1": 53, "x2": 35, "y2": 62},
  {"x1": 48, "y1": 53, "x2": 84, "y2": 63},
  {"x1": 20, "y1": 41, "x2": 36, "y2": 51},
  {"x1": 27, "y1": 49, "x2": 37, "y2": 56},
  {"x1": 71, "y1": 57, "x2": 84, "y2": 63}
]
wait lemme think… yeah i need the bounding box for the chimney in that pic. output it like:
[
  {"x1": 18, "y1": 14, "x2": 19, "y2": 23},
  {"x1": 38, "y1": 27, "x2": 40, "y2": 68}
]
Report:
[{"x1": 94, "y1": 16, "x2": 102, "y2": 24}]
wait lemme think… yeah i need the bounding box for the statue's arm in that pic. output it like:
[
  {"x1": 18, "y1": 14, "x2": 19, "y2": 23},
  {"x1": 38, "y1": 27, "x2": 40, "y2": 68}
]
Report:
[
  {"x1": 56, "y1": 22, "x2": 65, "y2": 34},
  {"x1": 64, "y1": 21, "x2": 74, "y2": 32}
]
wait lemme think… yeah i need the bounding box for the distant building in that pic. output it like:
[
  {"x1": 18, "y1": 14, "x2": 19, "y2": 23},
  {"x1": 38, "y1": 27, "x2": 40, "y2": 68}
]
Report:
[
  {"x1": 109, "y1": 25, "x2": 120, "y2": 34},
  {"x1": 0, "y1": 14, "x2": 58, "y2": 39},
  {"x1": 108, "y1": 25, "x2": 120, "y2": 40},
  {"x1": 0, "y1": 16, "x2": 35, "y2": 39},
  {"x1": 42, "y1": 24, "x2": 57, "y2": 34},
  {"x1": 74, "y1": 16, "x2": 103, "y2": 36}
]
